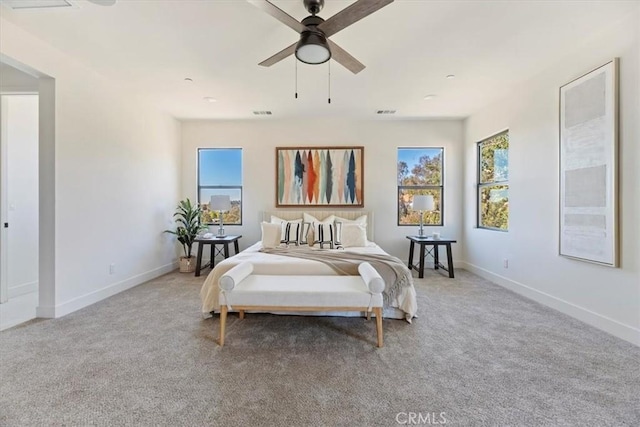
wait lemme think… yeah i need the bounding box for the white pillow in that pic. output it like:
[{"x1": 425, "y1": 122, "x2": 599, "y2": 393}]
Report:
[
  {"x1": 304, "y1": 214, "x2": 336, "y2": 247},
  {"x1": 338, "y1": 223, "x2": 367, "y2": 248},
  {"x1": 334, "y1": 215, "x2": 368, "y2": 241},
  {"x1": 271, "y1": 215, "x2": 302, "y2": 242},
  {"x1": 261, "y1": 222, "x2": 282, "y2": 249},
  {"x1": 334, "y1": 214, "x2": 367, "y2": 225},
  {"x1": 283, "y1": 221, "x2": 311, "y2": 246},
  {"x1": 314, "y1": 221, "x2": 340, "y2": 248}
]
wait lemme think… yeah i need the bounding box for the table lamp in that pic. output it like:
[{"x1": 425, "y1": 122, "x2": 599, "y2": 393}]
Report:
[
  {"x1": 210, "y1": 195, "x2": 231, "y2": 237},
  {"x1": 413, "y1": 194, "x2": 434, "y2": 237}
]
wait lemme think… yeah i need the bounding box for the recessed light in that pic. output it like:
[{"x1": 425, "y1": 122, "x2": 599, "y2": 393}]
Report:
[
  {"x1": 423, "y1": 95, "x2": 437, "y2": 100},
  {"x1": 446, "y1": 74, "x2": 455, "y2": 79},
  {"x1": 203, "y1": 97, "x2": 217, "y2": 103}
]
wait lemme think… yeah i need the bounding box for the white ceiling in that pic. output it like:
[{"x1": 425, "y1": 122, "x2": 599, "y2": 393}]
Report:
[{"x1": 1, "y1": 0, "x2": 637, "y2": 120}]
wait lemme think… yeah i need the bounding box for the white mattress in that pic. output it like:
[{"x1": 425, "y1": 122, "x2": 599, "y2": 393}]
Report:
[{"x1": 200, "y1": 241, "x2": 417, "y2": 321}]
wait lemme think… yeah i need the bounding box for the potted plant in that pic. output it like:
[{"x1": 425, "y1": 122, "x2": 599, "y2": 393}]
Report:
[{"x1": 165, "y1": 198, "x2": 208, "y2": 273}]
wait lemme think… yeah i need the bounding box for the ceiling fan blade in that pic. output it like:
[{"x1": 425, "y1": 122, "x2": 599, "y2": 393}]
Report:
[
  {"x1": 247, "y1": 0, "x2": 307, "y2": 34},
  {"x1": 86, "y1": 0, "x2": 117, "y2": 5},
  {"x1": 258, "y1": 42, "x2": 297, "y2": 67},
  {"x1": 318, "y1": 0, "x2": 394, "y2": 38},
  {"x1": 327, "y1": 40, "x2": 365, "y2": 74}
]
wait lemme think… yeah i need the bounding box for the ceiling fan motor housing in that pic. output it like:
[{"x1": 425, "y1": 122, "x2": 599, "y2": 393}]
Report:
[
  {"x1": 296, "y1": 15, "x2": 331, "y2": 64},
  {"x1": 303, "y1": 0, "x2": 324, "y2": 15}
]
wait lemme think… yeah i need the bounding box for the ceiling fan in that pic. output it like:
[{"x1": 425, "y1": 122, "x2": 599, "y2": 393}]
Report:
[{"x1": 248, "y1": 0, "x2": 394, "y2": 74}]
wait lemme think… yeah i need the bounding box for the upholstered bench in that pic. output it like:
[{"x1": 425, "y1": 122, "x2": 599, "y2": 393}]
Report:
[{"x1": 218, "y1": 261, "x2": 385, "y2": 347}]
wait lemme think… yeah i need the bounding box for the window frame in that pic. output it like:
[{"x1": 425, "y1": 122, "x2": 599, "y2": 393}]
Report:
[
  {"x1": 397, "y1": 146, "x2": 445, "y2": 227},
  {"x1": 197, "y1": 148, "x2": 243, "y2": 226},
  {"x1": 476, "y1": 130, "x2": 509, "y2": 231}
]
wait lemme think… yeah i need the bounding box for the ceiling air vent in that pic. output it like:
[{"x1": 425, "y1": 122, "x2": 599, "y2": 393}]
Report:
[
  {"x1": 376, "y1": 110, "x2": 397, "y2": 115},
  {"x1": 253, "y1": 111, "x2": 272, "y2": 116},
  {"x1": 3, "y1": 0, "x2": 73, "y2": 9}
]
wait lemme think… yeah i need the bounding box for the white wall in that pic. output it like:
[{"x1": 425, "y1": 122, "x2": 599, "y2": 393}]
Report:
[
  {"x1": 3, "y1": 95, "x2": 39, "y2": 298},
  {"x1": 462, "y1": 11, "x2": 640, "y2": 345},
  {"x1": 0, "y1": 18, "x2": 182, "y2": 317},
  {"x1": 181, "y1": 119, "x2": 464, "y2": 261},
  {"x1": 0, "y1": 63, "x2": 38, "y2": 93}
]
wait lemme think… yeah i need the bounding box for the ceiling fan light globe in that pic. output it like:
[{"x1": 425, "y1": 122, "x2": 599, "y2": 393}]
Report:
[
  {"x1": 296, "y1": 44, "x2": 331, "y2": 64},
  {"x1": 295, "y1": 31, "x2": 331, "y2": 65}
]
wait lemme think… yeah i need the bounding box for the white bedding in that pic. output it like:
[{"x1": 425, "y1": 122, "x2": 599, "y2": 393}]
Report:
[{"x1": 200, "y1": 241, "x2": 418, "y2": 321}]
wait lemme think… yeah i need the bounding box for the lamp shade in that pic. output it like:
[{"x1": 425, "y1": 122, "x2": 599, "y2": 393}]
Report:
[
  {"x1": 210, "y1": 195, "x2": 231, "y2": 212},
  {"x1": 413, "y1": 195, "x2": 434, "y2": 211},
  {"x1": 295, "y1": 31, "x2": 331, "y2": 64}
]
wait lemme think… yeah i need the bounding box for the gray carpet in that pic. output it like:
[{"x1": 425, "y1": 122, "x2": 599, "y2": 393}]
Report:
[{"x1": 1, "y1": 268, "x2": 638, "y2": 426}]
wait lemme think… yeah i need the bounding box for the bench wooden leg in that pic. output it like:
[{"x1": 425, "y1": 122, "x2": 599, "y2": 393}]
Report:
[
  {"x1": 366, "y1": 311, "x2": 371, "y2": 321},
  {"x1": 239, "y1": 310, "x2": 245, "y2": 320},
  {"x1": 219, "y1": 306, "x2": 228, "y2": 347},
  {"x1": 374, "y1": 307, "x2": 383, "y2": 348}
]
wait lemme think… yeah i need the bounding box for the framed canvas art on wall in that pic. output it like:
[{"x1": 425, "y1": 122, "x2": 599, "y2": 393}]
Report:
[
  {"x1": 559, "y1": 59, "x2": 618, "y2": 267},
  {"x1": 276, "y1": 146, "x2": 364, "y2": 207}
]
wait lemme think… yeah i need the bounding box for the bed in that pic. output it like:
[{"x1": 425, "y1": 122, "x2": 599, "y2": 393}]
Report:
[{"x1": 199, "y1": 211, "x2": 418, "y2": 322}]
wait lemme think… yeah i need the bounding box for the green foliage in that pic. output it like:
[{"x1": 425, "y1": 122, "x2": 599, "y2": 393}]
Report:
[
  {"x1": 479, "y1": 185, "x2": 509, "y2": 230},
  {"x1": 398, "y1": 150, "x2": 443, "y2": 225},
  {"x1": 164, "y1": 198, "x2": 208, "y2": 258},
  {"x1": 480, "y1": 132, "x2": 509, "y2": 183},
  {"x1": 478, "y1": 132, "x2": 509, "y2": 230},
  {"x1": 398, "y1": 189, "x2": 441, "y2": 225},
  {"x1": 398, "y1": 153, "x2": 442, "y2": 186},
  {"x1": 397, "y1": 161, "x2": 409, "y2": 184},
  {"x1": 200, "y1": 201, "x2": 242, "y2": 225}
]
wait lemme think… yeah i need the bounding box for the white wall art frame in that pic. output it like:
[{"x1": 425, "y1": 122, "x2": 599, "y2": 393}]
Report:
[{"x1": 559, "y1": 59, "x2": 618, "y2": 267}]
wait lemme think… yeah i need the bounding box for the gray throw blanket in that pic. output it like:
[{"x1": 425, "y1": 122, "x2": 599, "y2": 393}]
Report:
[{"x1": 259, "y1": 246, "x2": 413, "y2": 306}]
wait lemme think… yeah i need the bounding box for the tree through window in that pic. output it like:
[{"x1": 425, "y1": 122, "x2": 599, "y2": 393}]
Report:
[
  {"x1": 198, "y1": 148, "x2": 243, "y2": 225},
  {"x1": 478, "y1": 131, "x2": 509, "y2": 230},
  {"x1": 397, "y1": 147, "x2": 444, "y2": 226}
]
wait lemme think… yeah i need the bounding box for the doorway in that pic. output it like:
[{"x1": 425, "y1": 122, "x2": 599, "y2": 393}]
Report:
[{"x1": 0, "y1": 62, "x2": 40, "y2": 330}]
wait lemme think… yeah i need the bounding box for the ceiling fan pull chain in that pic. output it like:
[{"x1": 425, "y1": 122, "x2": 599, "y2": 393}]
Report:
[
  {"x1": 295, "y1": 59, "x2": 298, "y2": 99},
  {"x1": 328, "y1": 60, "x2": 331, "y2": 104}
]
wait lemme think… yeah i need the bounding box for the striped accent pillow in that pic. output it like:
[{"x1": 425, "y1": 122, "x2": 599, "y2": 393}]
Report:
[
  {"x1": 313, "y1": 222, "x2": 342, "y2": 249},
  {"x1": 281, "y1": 221, "x2": 311, "y2": 245},
  {"x1": 270, "y1": 216, "x2": 301, "y2": 243}
]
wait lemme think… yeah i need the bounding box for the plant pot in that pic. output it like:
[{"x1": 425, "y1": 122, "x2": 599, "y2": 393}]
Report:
[{"x1": 179, "y1": 256, "x2": 195, "y2": 273}]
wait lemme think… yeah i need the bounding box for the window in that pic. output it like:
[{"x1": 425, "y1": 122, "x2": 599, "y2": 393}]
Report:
[
  {"x1": 477, "y1": 131, "x2": 509, "y2": 230},
  {"x1": 397, "y1": 147, "x2": 444, "y2": 226},
  {"x1": 198, "y1": 148, "x2": 242, "y2": 225}
]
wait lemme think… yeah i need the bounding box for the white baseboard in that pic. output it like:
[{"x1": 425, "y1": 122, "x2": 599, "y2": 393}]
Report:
[
  {"x1": 459, "y1": 261, "x2": 640, "y2": 347},
  {"x1": 35, "y1": 304, "x2": 54, "y2": 318},
  {"x1": 8, "y1": 281, "x2": 38, "y2": 298},
  {"x1": 36, "y1": 261, "x2": 178, "y2": 319}
]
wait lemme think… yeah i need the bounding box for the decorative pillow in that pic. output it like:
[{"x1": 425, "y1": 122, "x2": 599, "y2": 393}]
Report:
[
  {"x1": 270, "y1": 215, "x2": 302, "y2": 243},
  {"x1": 303, "y1": 214, "x2": 335, "y2": 245},
  {"x1": 282, "y1": 221, "x2": 311, "y2": 246},
  {"x1": 313, "y1": 221, "x2": 340, "y2": 249},
  {"x1": 338, "y1": 223, "x2": 367, "y2": 248},
  {"x1": 261, "y1": 222, "x2": 282, "y2": 249},
  {"x1": 334, "y1": 215, "x2": 368, "y2": 241}
]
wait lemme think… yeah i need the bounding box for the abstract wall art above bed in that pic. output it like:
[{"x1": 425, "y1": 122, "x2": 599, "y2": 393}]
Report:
[{"x1": 276, "y1": 146, "x2": 364, "y2": 207}]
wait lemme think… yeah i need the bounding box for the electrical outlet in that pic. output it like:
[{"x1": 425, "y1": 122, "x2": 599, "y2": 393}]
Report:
[
  {"x1": 109, "y1": 263, "x2": 115, "y2": 275},
  {"x1": 503, "y1": 259, "x2": 509, "y2": 269}
]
